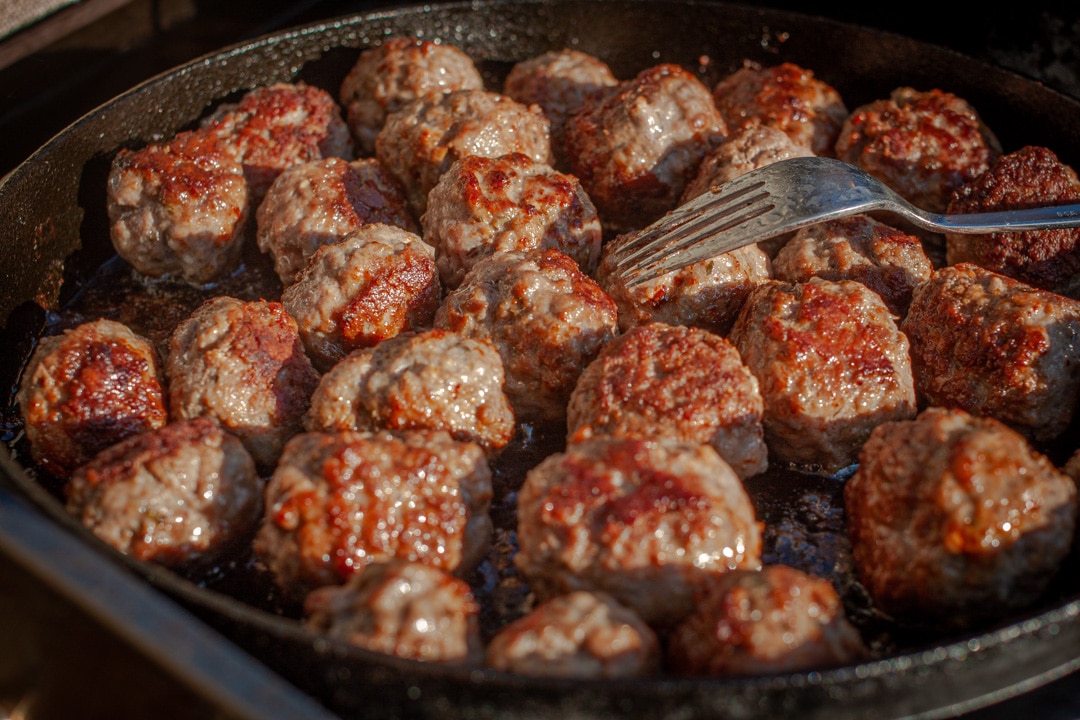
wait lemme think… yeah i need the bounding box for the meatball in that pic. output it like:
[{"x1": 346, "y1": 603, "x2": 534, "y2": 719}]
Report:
[
  {"x1": 845, "y1": 406, "x2": 1078, "y2": 630},
  {"x1": 254, "y1": 429, "x2": 493, "y2": 600},
  {"x1": 485, "y1": 590, "x2": 659, "y2": 678},
  {"x1": 566, "y1": 322, "x2": 767, "y2": 480},
  {"x1": 772, "y1": 214, "x2": 934, "y2": 318},
  {"x1": 107, "y1": 129, "x2": 249, "y2": 286},
  {"x1": 900, "y1": 263, "x2": 1080, "y2": 442},
  {"x1": 712, "y1": 61, "x2": 849, "y2": 157},
  {"x1": 64, "y1": 417, "x2": 261, "y2": 571},
  {"x1": 564, "y1": 63, "x2": 727, "y2": 233},
  {"x1": 17, "y1": 319, "x2": 168, "y2": 478},
  {"x1": 946, "y1": 145, "x2": 1080, "y2": 299},
  {"x1": 303, "y1": 328, "x2": 515, "y2": 454},
  {"x1": 515, "y1": 435, "x2": 763, "y2": 627},
  {"x1": 421, "y1": 152, "x2": 603, "y2": 288},
  {"x1": 375, "y1": 88, "x2": 552, "y2": 217},
  {"x1": 729, "y1": 277, "x2": 917, "y2": 474},
  {"x1": 835, "y1": 87, "x2": 1001, "y2": 214},
  {"x1": 434, "y1": 248, "x2": 619, "y2": 427},
  {"x1": 667, "y1": 565, "x2": 868, "y2": 676},
  {"x1": 304, "y1": 559, "x2": 483, "y2": 664},
  {"x1": 282, "y1": 224, "x2": 441, "y2": 371},
  {"x1": 256, "y1": 156, "x2": 418, "y2": 285},
  {"x1": 338, "y1": 37, "x2": 484, "y2": 156},
  {"x1": 165, "y1": 296, "x2": 319, "y2": 471}
]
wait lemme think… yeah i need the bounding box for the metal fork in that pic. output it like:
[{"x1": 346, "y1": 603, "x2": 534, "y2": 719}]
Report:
[{"x1": 611, "y1": 156, "x2": 1080, "y2": 287}]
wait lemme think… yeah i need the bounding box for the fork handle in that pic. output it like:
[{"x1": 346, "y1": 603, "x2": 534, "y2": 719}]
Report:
[{"x1": 910, "y1": 203, "x2": 1080, "y2": 234}]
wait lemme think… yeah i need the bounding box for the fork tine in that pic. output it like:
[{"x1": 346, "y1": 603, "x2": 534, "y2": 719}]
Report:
[{"x1": 622, "y1": 217, "x2": 770, "y2": 287}]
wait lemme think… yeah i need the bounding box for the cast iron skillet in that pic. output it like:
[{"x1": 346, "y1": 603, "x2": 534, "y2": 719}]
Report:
[{"x1": 3, "y1": 1, "x2": 1080, "y2": 718}]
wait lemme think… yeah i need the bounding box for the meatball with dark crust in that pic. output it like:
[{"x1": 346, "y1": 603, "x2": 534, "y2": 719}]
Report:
[
  {"x1": 900, "y1": 263, "x2": 1080, "y2": 442},
  {"x1": 845, "y1": 406, "x2": 1078, "y2": 630},
  {"x1": 946, "y1": 145, "x2": 1080, "y2": 299},
  {"x1": 667, "y1": 564, "x2": 868, "y2": 676},
  {"x1": 64, "y1": 417, "x2": 261, "y2": 571},
  {"x1": 566, "y1": 322, "x2": 767, "y2": 480},
  {"x1": 17, "y1": 319, "x2": 169, "y2": 478}
]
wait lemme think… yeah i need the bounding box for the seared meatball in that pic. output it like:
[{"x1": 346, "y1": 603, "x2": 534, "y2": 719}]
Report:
[
  {"x1": 64, "y1": 417, "x2": 261, "y2": 571},
  {"x1": 729, "y1": 278, "x2": 917, "y2": 474},
  {"x1": 254, "y1": 429, "x2": 493, "y2": 599},
  {"x1": 376, "y1": 88, "x2": 552, "y2": 217},
  {"x1": 835, "y1": 87, "x2": 1001, "y2": 214},
  {"x1": 566, "y1": 322, "x2": 767, "y2": 480},
  {"x1": 564, "y1": 63, "x2": 727, "y2": 233},
  {"x1": 339, "y1": 37, "x2": 484, "y2": 156},
  {"x1": 165, "y1": 296, "x2": 319, "y2": 471},
  {"x1": 772, "y1": 214, "x2": 933, "y2": 317},
  {"x1": 282, "y1": 224, "x2": 441, "y2": 371},
  {"x1": 303, "y1": 329, "x2": 515, "y2": 454},
  {"x1": 304, "y1": 559, "x2": 483, "y2": 664},
  {"x1": 900, "y1": 263, "x2": 1080, "y2": 442},
  {"x1": 422, "y1": 152, "x2": 603, "y2": 288},
  {"x1": 845, "y1": 406, "x2": 1078, "y2": 630},
  {"x1": 107, "y1": 129, "x2": 249, "y2": 286},
  {"x1": 17, "y1": 319, "x2": 168, "y2": 478},
  {"x1": 485, "y1": 590, "x2": 659, "y2": 678},
  {"x1": 434, "y1": 248, "x2": 619, "y2": 427},
  {"x1": 946, "y1": 145, "x2": 1080, "y2": 298},
  {"x1": 712, "y1": 61, "x2": 848, "y2": 157},
  {"x1": 667, "y1": 565, "x2": 868, "y2": 676},
  {"x1": 515, "y1": 435, "x2": 763, "y2": 627},
  {"x1": 256, "y1": 156, "x2": 418, "y2": 285}
]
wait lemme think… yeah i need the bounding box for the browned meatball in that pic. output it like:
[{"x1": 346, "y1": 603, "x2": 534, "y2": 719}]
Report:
[
  {"x1": 17, "y1": 319, "x2": 169, "y2": 478},
  {"x1": 282, "y1": 224, "x2": 441, "y2": 371},
  {"x1": 107, "y1": 129, "x2": 249, "y2": 286},
  {"x1": 339, "y1": 37, "x2": 484, "y2": 156},
  {"x1": 165, "y1": 296, "x2": 320, "y2": 472},
  {"x1": 434, "y1": 248, "x2": 619, "y2": 427},
  {"x1": 729, "y1": 278, "x2": 917, "y2": 474},
  {"x1": 900, "y1": 263, "x2": 1080, "y2": 442},
  {"x1": 422, "y1": 152, "x2": 603, "y2": 288},
  {"x1": 667, "y1": 564, "x2": 868, "y2": 676},
  {"x1": 64, "y1": 417, "x2": 261, "y2": 571},
  {"x1": 835, "y1": 87, "x2": 1001, "y2": 214},
  {"x1": 712, "y1": 61, "x2": 848, "y2": 157},
  {"x1": 845, "y1": 406, "x2": 1078, "y2": 630},
  {"x1": 304, "y1": 559, "x2": 483, "y2": 664},
  {"x1": 485, "y1": 590, "x2": 659, "y2": 678},
  {"x1": 946, "y1": 145, "x2": 1080, "y2": 298},
  {"x1": 303, "y1": 329, "x2": 515, "y2": 454},
  {"x1": 515, "y1": 435, "x2": 763, "y2": 627},
  {"x1": 254, "y1": 429, "x2": 493, "y2": 600},
  {"x1": 566, "y1": 322, "x2": 767, "y2": 480},
  {"x1": 564, "y1": 63, "x2": 727, "y2": 233},
  {"x1": 375, "y1": 88, "x2": 552, "y2": 217},
  {"x1": 256, "y1": 156, "x2": 418, "y2": 285}
]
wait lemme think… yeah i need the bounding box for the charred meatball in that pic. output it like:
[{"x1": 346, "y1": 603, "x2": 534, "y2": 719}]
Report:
[
  {"x1": 17, "y1": 319, "x2": 168, "y2": 478},
  {"x1": 567, "y1": 322, "x2": 767, "y2": 480},
  {"x1": 64, "y1": 417, "x2": 261, "y2": 571},
  {"x1": 282, "y1": 224, "x2": 441, "y2": 371},
  {"x1": 515, "y1": 435, "x2": 763, "y2": 627},
  {"x1": 729, "y1": 278, "x2": 917, "y2": 474},
  {"x1": 845, "y1": 406, "x2": 1078, "y2": 630},
  {"x1": 900, "y1": 263, "x2": 1080, "y2": 442}
]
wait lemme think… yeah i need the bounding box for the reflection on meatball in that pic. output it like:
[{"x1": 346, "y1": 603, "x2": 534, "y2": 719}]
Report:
[
  {"x1": 667, "y1": 564, "x2": 867, "y2": 676},
  {"x1": 485, "y1": 590, "x2": 659, "y2": 678},
  {"x1": 64, "y1": 417, "x2": 261, "y2": 571},
  {"x1": 17, "y1": 319, "x2": 168, "y2": 477},
  {"x1": 515, "y1": 435, "x2": 763, "y2": 627},
  {"x1": 567, "y1": 322, "x2": 767, "y2": 480},
  {"x1": 845, "y1": 406, "x2": 1078, "y2": 630}
]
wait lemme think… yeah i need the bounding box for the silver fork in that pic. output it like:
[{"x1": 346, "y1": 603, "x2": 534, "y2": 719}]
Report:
[{"x1": 611, "y1": 156, "x2": 1080, "y2": 287}]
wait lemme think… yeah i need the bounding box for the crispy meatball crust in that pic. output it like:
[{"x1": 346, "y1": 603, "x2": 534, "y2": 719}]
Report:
[{"x1": 845, "y1": 406, "x2": 1079, "y2": 630}]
